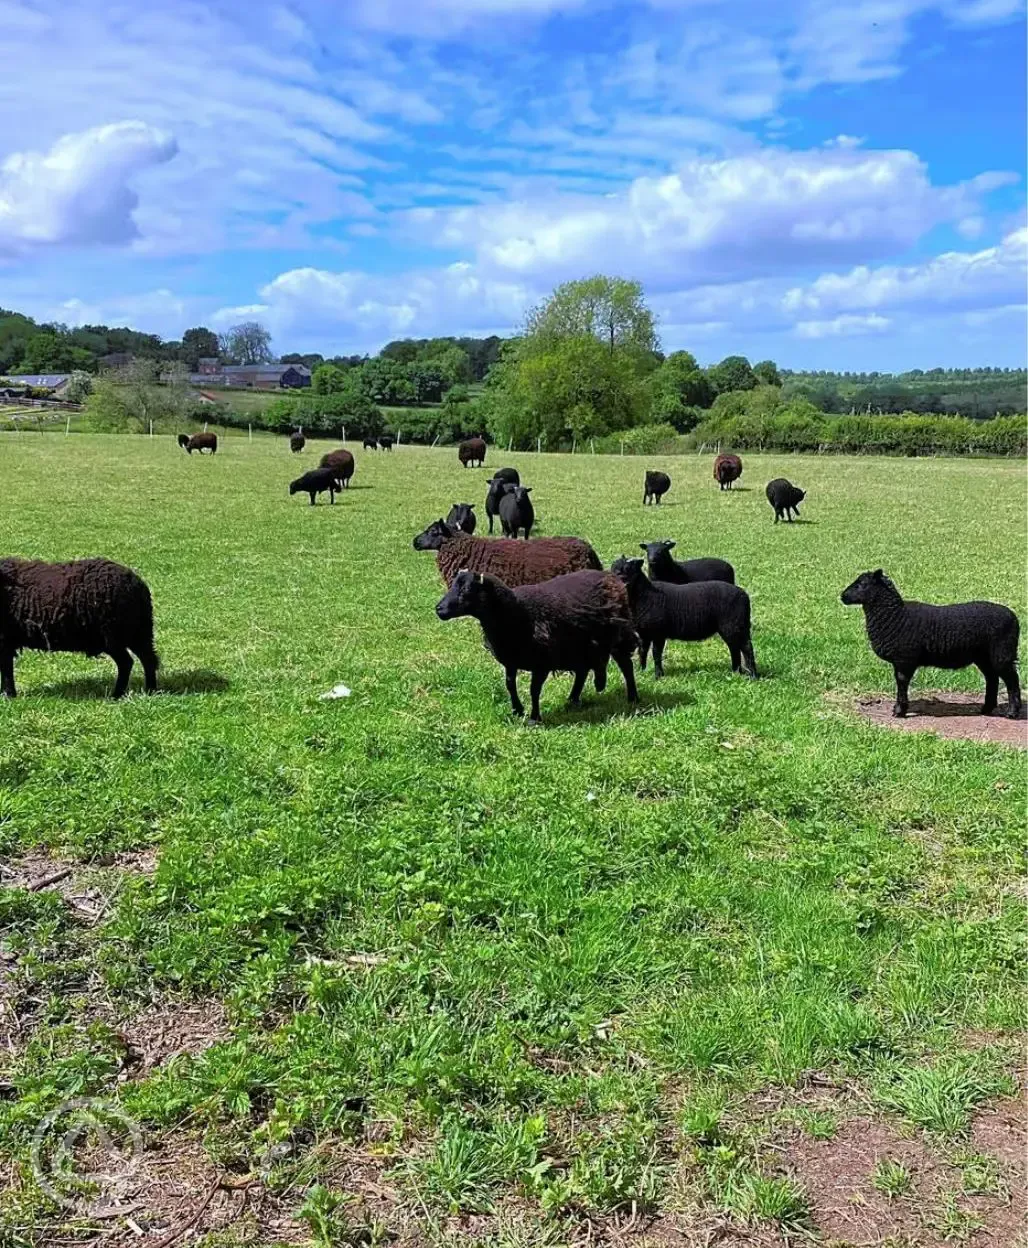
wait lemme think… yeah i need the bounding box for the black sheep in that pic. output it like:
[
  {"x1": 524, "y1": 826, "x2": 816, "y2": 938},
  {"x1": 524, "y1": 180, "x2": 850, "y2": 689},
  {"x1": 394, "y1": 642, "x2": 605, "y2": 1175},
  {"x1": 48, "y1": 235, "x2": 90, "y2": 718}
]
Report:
[
  {"x1": 714, "y1": 454, "x2": 743, "y2": 490},
  {"x1": 290, "y1": 468, "x2": 340, "y2": 505},
  {"x1": 643, "y1": 470, "x2": 671, "y2": 505},
  {"x1": 459, "y1": 437, "x2": 487, "y2": 468},
  {"x1": 289, "y1": 433, "x2": 305, "y2": 453},
  {"x1": 363, "y1": 437, "x2": 379, "y2": 451},
  {"x1": 642, "y1": 540, "x2": 735, "y2": 586},
  {"x1": 766, "y1": 478, "x2": 805, "y2": 523},
  {"x1": 841, "y1": 569, "x2": 1022, "y2": 718},
  {"x1": 435, "y1": 569, "x2": 639, "y2": 722},
  {"x1": 378, "y1": 435, "x2": 394, "y2": 451},
  {"x1": 485, "y1": 477, "x2": 515, "y2": 534},
  {"x1": 0, "y1": 558, "x2": 159, "y2": 699},
  {"x1": 492, "y1": 468, "x2": 520, "y2": 486},
  {"x1": 611, "y1": 557, "x2": 757, "y2": 679},
  {"x1": 499, "y1": 485, "x2": 534, "y2": 538},
  {"x1": 446, "y1": 502, "x2": 477, "y2": 534},
  {"x1": 319, "y1": 449, "x2": 355, "y2": 488},
  {"x1": 179, "y1": 431, "x2": 217, "y2": 454}
]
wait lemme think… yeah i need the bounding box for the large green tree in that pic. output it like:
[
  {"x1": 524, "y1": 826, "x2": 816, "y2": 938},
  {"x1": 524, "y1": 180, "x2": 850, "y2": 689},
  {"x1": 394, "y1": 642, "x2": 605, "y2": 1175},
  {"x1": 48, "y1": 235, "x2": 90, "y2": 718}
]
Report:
[
  {"x1": 181, "y1": 327, "x2": 221, "y2": 369},
  {"x1": 707, "y1": 355, "x2": 757, "y2": 395},
  {"x1": 650, "y1": 350, "x2": 714, "y2": 429},
  {"x1": 524, "y1": 276, "x2": 659, "y2": 358}
]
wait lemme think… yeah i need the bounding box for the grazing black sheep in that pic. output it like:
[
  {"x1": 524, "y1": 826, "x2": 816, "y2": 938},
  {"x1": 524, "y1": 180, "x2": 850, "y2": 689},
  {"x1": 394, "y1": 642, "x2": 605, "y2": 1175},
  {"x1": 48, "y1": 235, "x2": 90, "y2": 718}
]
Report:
[
  {"x1": 363, "y1": 437, "x2": 378, "y2": 451},
  {"x1": 446, "y1": 502, "x2": 477, "y2": 534},
  {"x1": 611, "y1": 556, "x2": 757, "y2": 679},
  {"x1": 499, "y1": 485, "x2": 534, "y2": 538},
  {"x1": 766, "y1": 478, "x2": 805, "y2": 523},
  {"x1": 289, "y1": 432, "x2": 305, "y2": 453},
  {"x1": 413, "y1": 519, "x2": 601, "y2": 587},
  {"x1": 319, "y1": 448, "x2": 355, "y2": 488},
  {"x1": 290, "y1": 468, "x2": 340, "y2": 505},
  {"x1": 378, "y1": 435, "x2": 394, "y2": 451},
  {"x1": 714, "y1": 454, "x2": 743, "y2": 490},
  {"x1": 485, "y1": 477, "x2": 515, "y2": 534},
  {"x1": 459, "y1": 437, "x2": 487, "y2": 468},
  {"x1": 179, "y1": 432, "x2": 218, "y2": 454},
  {"x1": 0, "y1": 558, "x2": 159, "y2": 699},
  {"x1": 841, "y1": 569, "x2": 1022, "y2": 718},
  {"x1": 641, "y1": 540, "x2": 735, "y2": 586},
  {"x1": 643, "y1": 470, "x2": 671, "y2": 505},
  {"x1": 436, "y1": 569, "x2": 639, "y2": 722}
]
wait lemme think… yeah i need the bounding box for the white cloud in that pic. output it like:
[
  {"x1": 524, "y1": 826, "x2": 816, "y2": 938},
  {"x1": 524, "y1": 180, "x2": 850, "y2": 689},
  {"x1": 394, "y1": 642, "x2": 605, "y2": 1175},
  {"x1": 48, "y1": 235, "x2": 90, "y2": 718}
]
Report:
[
  {"x1": 408, "y1": 146, "x2": 1016, "y2": 288},
  {"x1": 795, "y1": 313, "x2": 892, "y2": 338},
  {"x1": 0, "y1": 122, "x2": 177, "y2": 254}
]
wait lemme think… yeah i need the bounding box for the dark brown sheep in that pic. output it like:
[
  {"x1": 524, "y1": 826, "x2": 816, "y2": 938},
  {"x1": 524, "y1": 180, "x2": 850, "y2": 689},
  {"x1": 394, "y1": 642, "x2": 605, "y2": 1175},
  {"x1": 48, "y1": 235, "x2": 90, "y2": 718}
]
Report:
[
  {"x1": 179, "y1": 432, "x2": 218, "y2": 454},
  {"x1": 319, "y1": 448, "x2": 355, "y2": 488},
  {"x1": 458, "y1": 437, "x2": 487, "y2": 468},
  {"x1": 0, "y1": 558, "x2": 159, "y2": 698},
  {"x1": 714, "y1": 453, "x2": 742, "y2": 489},
  {"x1": 413, "y1": 519, "x2": 601, "y2": 588},
  {"x1": 436, "y1": 569, "x2": 639, "y2": 722}
]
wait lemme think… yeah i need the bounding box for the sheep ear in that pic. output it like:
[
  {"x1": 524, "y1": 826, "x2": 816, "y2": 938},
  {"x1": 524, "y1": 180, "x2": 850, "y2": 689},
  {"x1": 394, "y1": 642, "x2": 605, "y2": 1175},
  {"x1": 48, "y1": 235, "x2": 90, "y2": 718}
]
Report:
[
  {"x1": 872, "y1": 569, "x2": 884, "y2": 580},
  {"x1": 639, "y1": 543, "x2": 648, "y2": 551},
  {"x1": 665, "y1": 540, "x2": 676, "y2": 550}
]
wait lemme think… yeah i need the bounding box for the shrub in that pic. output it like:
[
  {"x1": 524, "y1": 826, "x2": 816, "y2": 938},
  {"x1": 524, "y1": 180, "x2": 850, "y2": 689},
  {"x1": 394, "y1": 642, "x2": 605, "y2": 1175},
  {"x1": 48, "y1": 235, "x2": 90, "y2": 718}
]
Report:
[{"x1": 595, "y1": 423, "x2": 681, "y2": 454}]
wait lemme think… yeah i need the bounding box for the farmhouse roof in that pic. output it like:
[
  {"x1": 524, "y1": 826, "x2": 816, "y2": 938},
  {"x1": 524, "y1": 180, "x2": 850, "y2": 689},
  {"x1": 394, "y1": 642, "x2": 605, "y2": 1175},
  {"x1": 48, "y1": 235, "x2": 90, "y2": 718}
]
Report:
[{"x1": 4, "y1": 374, "x2": 71, "y2": 388}]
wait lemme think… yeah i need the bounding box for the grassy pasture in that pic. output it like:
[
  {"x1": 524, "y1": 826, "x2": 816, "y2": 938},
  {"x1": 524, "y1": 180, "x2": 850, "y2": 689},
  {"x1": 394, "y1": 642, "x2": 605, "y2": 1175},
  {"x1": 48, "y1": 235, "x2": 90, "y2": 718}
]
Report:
[{"x1": 0, "y1": 435, "x2": 1024, "y2": 1243}]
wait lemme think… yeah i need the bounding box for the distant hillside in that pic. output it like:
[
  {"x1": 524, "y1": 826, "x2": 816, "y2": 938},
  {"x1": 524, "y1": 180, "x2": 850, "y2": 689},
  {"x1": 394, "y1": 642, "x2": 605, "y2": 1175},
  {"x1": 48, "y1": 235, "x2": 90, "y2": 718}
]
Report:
[{"x1": 781, "y1": 368, "x2": 1027, "y2": 418}]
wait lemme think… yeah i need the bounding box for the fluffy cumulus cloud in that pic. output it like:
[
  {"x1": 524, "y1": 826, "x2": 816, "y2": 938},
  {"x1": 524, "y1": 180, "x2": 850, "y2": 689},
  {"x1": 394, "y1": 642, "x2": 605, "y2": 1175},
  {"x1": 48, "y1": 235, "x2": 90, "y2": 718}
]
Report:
[
  {"x1": 0, "y1": 123, "x2": 177, "y2": 255},
  {"x1": 409, "y1": 146, "x2": 1015, "y2": 289}
]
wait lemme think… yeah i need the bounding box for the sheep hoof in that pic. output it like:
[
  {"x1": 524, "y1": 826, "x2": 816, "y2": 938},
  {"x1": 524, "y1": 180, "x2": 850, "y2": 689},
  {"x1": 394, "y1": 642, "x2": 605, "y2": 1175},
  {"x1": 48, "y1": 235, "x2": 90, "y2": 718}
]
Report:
[
  {"x1": 1006, "y1": 706, "x2": 1022, "y2": 719},
  {"x1": 892, "y1": 705, "x2": 908, "y2": 718}
]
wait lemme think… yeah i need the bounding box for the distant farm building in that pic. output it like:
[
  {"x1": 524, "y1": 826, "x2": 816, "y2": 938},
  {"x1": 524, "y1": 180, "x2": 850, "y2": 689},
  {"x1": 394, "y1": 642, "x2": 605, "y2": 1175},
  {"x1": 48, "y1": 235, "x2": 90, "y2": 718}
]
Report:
[
  {"x1": 186, "y1": 363, "x2": 311, "y2": 390},
  {"x1": 2, "y1": 374, "x2": 72, "y2": 394}
]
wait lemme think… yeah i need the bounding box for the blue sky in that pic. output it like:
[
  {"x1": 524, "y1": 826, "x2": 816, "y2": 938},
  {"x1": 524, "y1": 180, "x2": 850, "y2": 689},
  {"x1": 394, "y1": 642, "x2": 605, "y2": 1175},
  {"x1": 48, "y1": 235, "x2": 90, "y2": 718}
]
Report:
[{"x1": 0, "y1": 0, "x2": 1025, "y2": 368}]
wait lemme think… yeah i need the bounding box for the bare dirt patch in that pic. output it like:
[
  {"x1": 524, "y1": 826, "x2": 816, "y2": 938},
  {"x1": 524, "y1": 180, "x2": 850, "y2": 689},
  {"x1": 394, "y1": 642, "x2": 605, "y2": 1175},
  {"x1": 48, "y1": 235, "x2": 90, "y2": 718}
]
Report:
[{"x1": 855, "y1": 692, "x2": 1028, "y2": 748}]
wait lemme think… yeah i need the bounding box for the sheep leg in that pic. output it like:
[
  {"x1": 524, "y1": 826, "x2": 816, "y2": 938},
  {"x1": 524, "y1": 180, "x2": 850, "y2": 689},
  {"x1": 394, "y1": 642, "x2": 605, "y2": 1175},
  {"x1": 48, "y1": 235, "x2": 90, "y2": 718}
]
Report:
[
  {"x1": 135, "y1": 647, "x2": 159, "y2": 694},
  {"x1": 892, "y1": 665, "x2": 914, "y2": 717},
  {"x1": 329, "y1": 489, "x2": 335, "y2": 505},
  {"x1": 528, "y1": 669, "x2": 548, "y2": 723},
  {"x1": 108, "y1": 648, "x2": 135, "y2": 699},
  {"x1": 504, "y1": 668, "x2": 524, "y2": 718},
  {"x1": 980, "y1": 666, "x2": 999, "y2": 715},
  {"x1": 614, "y1": 652, "x2": 639, "y2": 703},
  {"x1": 567, "y1": 669, "x2": 588, "y2": 707},
  {"x1": 740, "y1": 640, "x2": 758, "y2": 679},
  {"x1": 1000, "y1": 664, "x2": 1022, "y2": 717},
  {"x1": 593, "y1": 663, "x2": 608, "y2": 693},
  {"x1": 0, "y1": 649, "x2": 16, "y2": 698},
  {"x1": 652, "y1": 639, "x2": 666, "y2": 679}
]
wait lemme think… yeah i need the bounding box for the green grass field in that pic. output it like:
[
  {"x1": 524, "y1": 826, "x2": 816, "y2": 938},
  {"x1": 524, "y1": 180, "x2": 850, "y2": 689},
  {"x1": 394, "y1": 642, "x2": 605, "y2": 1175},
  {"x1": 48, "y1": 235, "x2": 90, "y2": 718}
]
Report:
[{"x1": 0, "y1": 436, "x2": 1024, "y2": 1245}]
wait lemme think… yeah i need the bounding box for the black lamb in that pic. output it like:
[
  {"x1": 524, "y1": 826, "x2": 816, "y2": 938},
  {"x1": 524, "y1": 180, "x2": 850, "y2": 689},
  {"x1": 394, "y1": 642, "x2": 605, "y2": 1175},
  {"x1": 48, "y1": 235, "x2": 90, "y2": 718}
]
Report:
[
  {"x1": 363, "y1": 437, "x2": 379, "y2": 451},
  {"x1": 485, "y1": 477, "x2": 515, "y2": 533},
  {"x1": 0, "y1": 558, "x2": 159, "y2": 699},
  {"x1": 378, "y1": 435, "x2": 394, "y2": 451},
  {"x1": 435, "y1": 569, "x2": 639, "y2": 722},
  {"x1": 766, "y1": 478, "x2": 805, "y2": 523},
  {"x1": 643, "y1": 470, "x2": 671, "y2": 505},
  {"x1": 446, "y1": 502, "x2": 477, "y2": 534},
  {"x1": 611, "y1": 557, "x2": 757, "y2": 679},
  {"x1": 290, "y1": 468, "x2": 340, "y2": 505},
  {"x1": 499, "y1": 485, "x2": 534, "y2": 538},
  {"x1": 841, "y1": 569, "x2": 1022, "y2": 718},
  {"x1": 289, "y1": 433, "x2": 305, "y2": 453},
  {"x1": 642, "y1": 540, "x2": 735, "y2": 586}
]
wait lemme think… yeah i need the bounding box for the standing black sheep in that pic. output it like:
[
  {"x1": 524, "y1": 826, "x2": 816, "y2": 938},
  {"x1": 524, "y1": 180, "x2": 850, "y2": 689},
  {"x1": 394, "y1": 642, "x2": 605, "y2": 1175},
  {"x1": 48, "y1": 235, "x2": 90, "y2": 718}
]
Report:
[
  {"x1": 290, "y1": 468, "x2": 340, "y2": 505},
  {"x1": 714, "y1": 454, "x2": 743, "y2": 490},
  {"x1": 459, "y1": 437, "x2": 487, "y2": 468},
  {"x1": 289, "y1": 432, "x2": 305, "y2": 453},
  {"x1": 642, "y1": 540, "x2": 735, "y2": 586},
  {"x1": 179, "y1": 432, "x2": 218, "y2": 454},
  {"x1": 0, "y1": 558, "x2": 159, "y2": 698},
  {"x1": 611, "y1": 557, "x2": 757, "y2": 679},
  {"x1": 643, "y1": 471, "x2": 671, "y2": 505},
  {"x1": 485, "y1": 477, "x2": 515, "y2": 534},
  {"x1": 378, "y1": 435, "x2": 394, "y2": 451},
  {"x1": 446, "y1": 503, "x2": 477, "y2": 534},
  {"x1": 363, "y1": 437, "x2": 379, "y2": 451},
  {"x1": 492, "y1": 468, "x2": 520, "y2": 486},
  {"x1": 841, "y1": 569, "x2": 1022, "y2": 718},
  {"x1": 319, "y1": 449, "x2": 355, "y2": 488},
  {"x1": 499, "y1": 486, "x2": 534, "y2": 538},
  {"x1": 435, "y1": 569, "x2": 639, "y2": 722},
  {"x1": 766, "y1": 478, "x2": 805, "y2": 523}
]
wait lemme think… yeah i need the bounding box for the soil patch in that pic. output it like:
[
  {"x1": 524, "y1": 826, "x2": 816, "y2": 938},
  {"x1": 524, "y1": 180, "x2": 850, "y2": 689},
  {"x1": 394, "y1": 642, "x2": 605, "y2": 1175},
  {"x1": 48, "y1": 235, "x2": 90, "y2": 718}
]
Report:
[{"x1": 855, "y1": 692, "x2": 1028, "y2": 748}]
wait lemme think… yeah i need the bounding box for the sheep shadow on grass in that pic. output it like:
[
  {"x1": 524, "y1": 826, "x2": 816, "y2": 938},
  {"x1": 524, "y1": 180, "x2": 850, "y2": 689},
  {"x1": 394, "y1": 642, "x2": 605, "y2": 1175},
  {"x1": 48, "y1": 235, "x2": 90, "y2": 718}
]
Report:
[
  {"x1": 32, "y1": 668, "x2": 230, "y2": 700},
  {"x1": 524, "y1": 686, "x2": 697, "y2": 727}
]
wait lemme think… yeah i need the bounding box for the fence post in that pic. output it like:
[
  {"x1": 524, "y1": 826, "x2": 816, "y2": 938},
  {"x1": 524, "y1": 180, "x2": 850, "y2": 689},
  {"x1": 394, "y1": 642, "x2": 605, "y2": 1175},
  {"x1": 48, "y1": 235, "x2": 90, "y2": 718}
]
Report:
[
  {"x1": 537, "y1": 435, "x2": 542, "y2": 454},
  {"x1": 508, "y1": 436, "x2": 512, "y2": 452},
  {"x1": 149, "y1": 420, "x2": 153, "y2": 438},
  {"x1": 591, "y1": 439, "x2": 595, "y2": 454},
  {"x1": 204, "y1": 420, "x2": 209, "y2": 433},
  {"x1": 342, "y1": 426, "x2": 347, "y2": 443},
  {"x1": 431, "y1": 434, "x2": 440, "y2": 447},
  {"x1": 66, "y1": 414, "x2": 71, "y2": 437},
  {"x1": 620, "y1": 441, "x2": 625, "y2": 456},
  {"x1": 397, "y1": 430, "x2": 402, "y2": 445},
  {"x1": 572, "y1": 438, "x2": 576, "y2": 455},
  {"x1": 248, "y1": 423, "x2": 253, "y2": 442}
]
